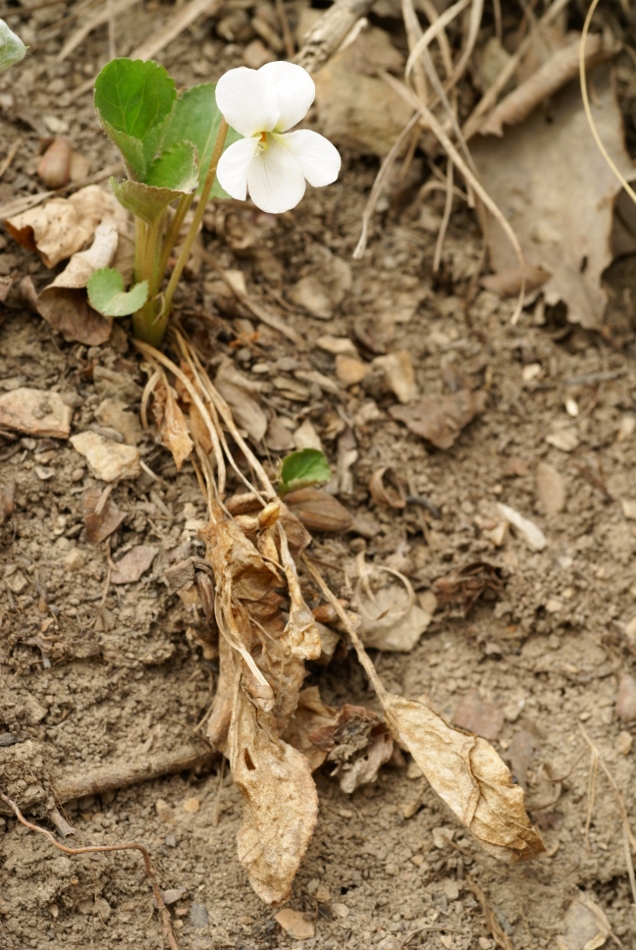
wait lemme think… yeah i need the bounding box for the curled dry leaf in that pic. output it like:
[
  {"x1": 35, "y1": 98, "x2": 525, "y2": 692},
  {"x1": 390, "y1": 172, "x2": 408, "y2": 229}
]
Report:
[
  {"x1": 383, "y1": 694, "x2": 545, "y2": 862},
  {"x1": 229, "y1": 688, "x2": 318, "y2": 905},
  {"x1": 152, "y1": 378, "x2": 194, "y2": 471},
  {"x1": 37, "y1": 219, "x2": 119, "y2": 345},
  {"x1": 82, "y1": 486, "x2": 126, "y2": 544},
  {"x1": 390, "y1": 390, "x2": 486, "y2": 450},
  {"x1": 4, "y1": 184, "x2": 128, "y2": 268},
  {"x1": 369, "y1": 466, "x2": 406, "y2": 509}
]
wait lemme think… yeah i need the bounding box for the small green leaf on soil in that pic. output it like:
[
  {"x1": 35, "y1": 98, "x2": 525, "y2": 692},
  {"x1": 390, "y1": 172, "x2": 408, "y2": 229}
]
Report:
[
  {"x1": 280, "y1": 449, "x2": 331, "y2": 495},
  {"x1": 88, "y1": 268, "x2": 148, "y2": 317}
]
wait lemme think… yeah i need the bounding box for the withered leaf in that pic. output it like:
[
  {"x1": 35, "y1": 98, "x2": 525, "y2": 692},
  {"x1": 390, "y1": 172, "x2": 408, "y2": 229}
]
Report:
[
  {"x1": 110, "y1": 545, "x2": 159, "y2": 585},
  {"x1": 230, "y1": 689, "x2": 318, "y2": 905},
  {"x1": 390, "y1": 390, "x2": 486, "y2": 450},
  {"x1": 383, "y1": 694, "x2": 544, "y2": 862},
  {"x1": 83, "y1": 485, "x2": 126, "y2": 544},
  {"x1": 214, "y1": 358, "x2": 267, "y2": 443},
  {"x1": 157, "y1": 380, "x2": 193, "y2": 471}
]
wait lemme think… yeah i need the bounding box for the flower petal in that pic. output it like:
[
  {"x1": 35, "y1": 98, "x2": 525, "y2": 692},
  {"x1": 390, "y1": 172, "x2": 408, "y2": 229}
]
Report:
[
  {"x1": 258, "y1": 61, "x2": 315, "y2": 133},
  {"x1": 283, "y1": 130, "x2": 341, "y2": 188},
  {"x1": 216, "y1": 136, "x2": 260, "y2": 201},
  {"x1": 246, "y1": 138, "x2": 306, "y2": 213},
  {"x1": 215, "y1": 67, "x2": 279, "y2": 136}
]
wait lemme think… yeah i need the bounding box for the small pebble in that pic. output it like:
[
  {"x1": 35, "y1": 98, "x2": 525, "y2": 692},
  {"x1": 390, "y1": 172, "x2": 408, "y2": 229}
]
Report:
[
  {"x1": 189, "y1": 902, "x2": 209, "y2": 931},
  {"x1": 617, "y1": 731, "x2": 633, "y2": 755},
  {"x1": 183, "y1": 797, "x2": 200, "y2": 814},
  {"x1": 616, "y1": 674, "x2": 636, "y2": 722}
]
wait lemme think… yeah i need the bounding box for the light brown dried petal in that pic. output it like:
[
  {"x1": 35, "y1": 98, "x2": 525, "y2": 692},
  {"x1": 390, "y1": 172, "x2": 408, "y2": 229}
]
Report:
[
  {"x1": 369, "y1": 466, "x2": 406, "y2": 509},
  {"x1": 383, "y1": 694, "x2": 544, "y2": 862},
  {"x1": 230, "y1": 690, "x2": 318, "y2": 905}
]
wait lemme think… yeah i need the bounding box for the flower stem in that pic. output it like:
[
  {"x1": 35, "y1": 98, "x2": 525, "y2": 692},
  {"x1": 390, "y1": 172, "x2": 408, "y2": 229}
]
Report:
[
  {"x1": 160, "y1": 118, "x2": 229, "y2": 324},
  {"x1": 158, "y1": 192, "x2": 194, "y2": 280}
]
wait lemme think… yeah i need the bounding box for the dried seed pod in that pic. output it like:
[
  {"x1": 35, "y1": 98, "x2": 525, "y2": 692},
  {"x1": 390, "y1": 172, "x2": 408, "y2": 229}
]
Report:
[
  {"x1": 284, "y1": 488, "x2": 353, "y2": 533},
  {"x1": 37, "y1": 138, "x2": 72, "y2": 188}
]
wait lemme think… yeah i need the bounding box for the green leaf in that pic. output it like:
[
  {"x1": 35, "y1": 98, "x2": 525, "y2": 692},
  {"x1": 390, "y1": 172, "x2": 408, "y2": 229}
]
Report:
[
  {"x1": 94, "y1": 58, "x2": 176, "y2": 179},
  {"x1": 279, "y1": 449, "x2": 332, "y2": 495},
  {"x1": 109, "y1": 178, "x2": 184, "y2": 225},
  {"x1": 159, "y1": 83, "x2": 240, "y2": 193},
  {"x1": 88, "y1": 268, "x2": 149, "y2": 317},
  {"x1": 145, "y1": 141, "x2": 198, "y2": 191},
  {"x1": 0, "y1": 19, "x2": 27, "y2": 73}
]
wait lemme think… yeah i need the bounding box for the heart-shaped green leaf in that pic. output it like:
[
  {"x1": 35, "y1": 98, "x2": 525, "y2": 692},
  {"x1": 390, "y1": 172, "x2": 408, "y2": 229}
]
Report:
[
  {"x1": 94, "y1": 58, "x2": 176, "y2": 180},
  {"x1": 0, "y1": 19, "x2": 27, "y2": 73},
  {"x1": 88, "y1": 267, "x2": 148, "y2": 317},
  {"x1": 145, "y1": 141, "x2": 198, "y2": 191},
  {"x1": 279, "y1": 449, "x2": 332, "y2": 495},
  {"x1": 159, "y1": 82, "x2": 241, "y2": 193}
]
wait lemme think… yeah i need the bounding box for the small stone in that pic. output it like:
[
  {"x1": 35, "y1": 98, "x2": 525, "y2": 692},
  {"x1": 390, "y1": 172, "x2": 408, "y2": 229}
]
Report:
[
  {"x1": 189, "y1": 903, "x2": 209, "y2": 931},
  {"x1": 289, "y1": 275, "x2": 332, "y2": 319},
  {"x1": 617, "y1": 731, "x2": 633, "y2": 755},
  {"x1": 317, "y1": 335, "x2": 358, "y2": 357},
  {"x1": 377, "y1": 936, "x2": 402, "y2": 950},
  {"x1": 373, "y1": 350, "x2": 418, "y2": 404},
  {"x1": 545, "y1": 598, "x2": 563, "y2": 613},
  {"x1": 183, "y1": 797, "x2": 200, "y2": 814},
  {"x1": 242, "y1": 38, "x2": 276, "y2": 68},
  {"x1": 0, "y1": 388, "x2": 72, "y2": 439},
  {"x1": 497, "y1": 502, "x2": 547, "y2": 551},
  {"x1": 331, "y1": 902, "x2": 349, "y2": 918},
  {"x1": 616, "y1": 674, "x2": 636, "y2": 722},
  {"x1": 70, "y1": 432, "x2": 141, "y2": 482},
  {"x1": 63, "y1": 548, "x2": 85, "y2": 572},
  {"x1": 535, "y1": 461, "x2": 566, "y2": 516},
  {"x1": 410, "y1": 853, "x2": 425, "y2": 867},
  {"x1": 78, "y1": 794, "x2": 95, "y2": 811},
  {"x1": 95, "y1": 397, "x2": 143, "y2": 446},
  {"x1": 275, "y1": 908, "x2": 315, "y2": 939},
  {"x1": 621, "y1": 499, "x2": 636, "y2": 521},
  {"x1": 625, "y1": 617, "x2": 636, "y2": 643},
  {"x1": 155, "y1": 799, "x2": 175, "y2": 823},
  {"x1": 546, "y1": 429, "x2": 579, "y2": 452},
  {"x1": 335, "y1": 355, "x2": 368, "y2": 386},
  {"x1": 315, "y1": 883, "x2": 331, "y2": 902},
  {"x1": 293, "y1": 418, "x2": 323, "y2": 451}
]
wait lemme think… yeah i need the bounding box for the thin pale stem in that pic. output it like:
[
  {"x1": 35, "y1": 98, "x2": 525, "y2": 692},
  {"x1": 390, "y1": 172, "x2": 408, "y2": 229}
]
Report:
[
  {"x1": 158, "y1": 192, "x2": 194, "y2": 278},
  {"x1": 161, "y1": 118, "x2": 229, "y2": 322}
]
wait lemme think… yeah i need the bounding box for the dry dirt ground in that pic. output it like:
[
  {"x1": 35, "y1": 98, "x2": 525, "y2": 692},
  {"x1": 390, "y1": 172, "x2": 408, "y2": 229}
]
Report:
[{"x1": 1, "y1": 3, "x2": 636, "y2": 949}]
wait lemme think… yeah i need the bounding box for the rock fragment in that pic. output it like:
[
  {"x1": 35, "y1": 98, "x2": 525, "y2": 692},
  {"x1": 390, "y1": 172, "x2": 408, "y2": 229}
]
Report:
[
  {"x1": 0, "y1": 388, "x2": 72, "y2": 439},
  {"x1": 70, "y1": 432, "x2": 141, "y2": 482}
]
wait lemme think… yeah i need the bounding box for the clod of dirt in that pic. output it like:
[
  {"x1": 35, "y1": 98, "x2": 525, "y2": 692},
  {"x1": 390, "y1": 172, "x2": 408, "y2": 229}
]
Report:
[
  {"x1": 274, "y1": 908, "x2": 315, "y2": 939},
  {"x1": 452, "y1": 688, "x2": 504, "y2": 741},
  {"x1": 95, "y1": 397, "x2": 143, "y2": 446},
  {"x1": 535, "y1": 461, "x2": 566, "y2": 516},
  {"x1": 70, "y1": 431, "x2": 141, "y2": 482},
  {"x1": 615, "y1": 673, "x2": 636, "y2": 722},
  {"x1": 0, "y1": 387, "x2": 72, "y2": 438}
]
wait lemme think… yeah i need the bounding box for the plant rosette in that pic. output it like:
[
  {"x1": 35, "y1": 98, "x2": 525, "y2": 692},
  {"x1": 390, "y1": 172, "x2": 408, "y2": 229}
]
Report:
[
  {"x1": 87, "y1": 59, "x2": 341, "y2": 346},
  {"x1": 0, "y1": 19, "x2": 27, "y2": 73}
]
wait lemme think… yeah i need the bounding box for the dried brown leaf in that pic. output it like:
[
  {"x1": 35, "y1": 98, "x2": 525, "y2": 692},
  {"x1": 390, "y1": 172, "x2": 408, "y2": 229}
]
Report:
[
  {"x1": 283, "y1": 686, "x2": 338, "y2": 771},
  {"x1": 389, "y1": 390, "x2": 486, "y2": 449},
  {"x1": 472, "y1": 66, "x2": 632, "y2": 328},
  {"x1": 369, "y1": 466, "x2": 406, "y2": 509},
  {"x1": 156, "y1": 380, "x2": 193, "y2": 471},
  {"x1": 5, "y1": 185, "x2": 125, "y2": 268},
  {"x1": 383, "y1": 694, "x2": 544, "y2": 862},
  {"x1": 82, "y1": 486, "x2": 126, "y2": 544},
  {"x1": 110, "y1": 545, "x2": 159, "y2": 585},
  {"x1": 230, "y1": 689, "x2": 318, "y2": 905},
  {"x1": 214, "y1": 358, "x2": 267, "y2": 443}
]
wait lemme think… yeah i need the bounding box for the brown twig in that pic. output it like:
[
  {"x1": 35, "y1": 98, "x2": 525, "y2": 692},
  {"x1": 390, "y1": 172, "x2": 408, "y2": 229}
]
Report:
[{"x1": 0, "y1": 792, "x2": 181, "y2": 950}]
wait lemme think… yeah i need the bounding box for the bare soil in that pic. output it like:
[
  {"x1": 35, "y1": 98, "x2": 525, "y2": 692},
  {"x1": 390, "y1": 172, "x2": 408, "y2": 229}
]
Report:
[{"x1": 1, "y1": 4, "x2": 636, "y2": 950}]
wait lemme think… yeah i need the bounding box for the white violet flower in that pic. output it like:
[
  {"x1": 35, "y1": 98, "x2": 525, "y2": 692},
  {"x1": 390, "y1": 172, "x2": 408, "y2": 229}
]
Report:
[{"x1": 215, "y1": 61, "x2": 341, "y2": 214}]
